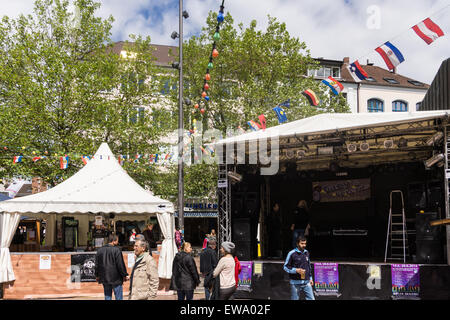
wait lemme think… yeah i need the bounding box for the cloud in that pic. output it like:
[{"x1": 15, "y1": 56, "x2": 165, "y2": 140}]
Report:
[{"x1": 1, "y1": 0, "x2": 449, "y2": 84}]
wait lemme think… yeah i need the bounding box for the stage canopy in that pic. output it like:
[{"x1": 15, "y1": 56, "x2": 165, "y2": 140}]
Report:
[
  {"x1": 216, "y1": 111, "x2": 450, "y2": 145},
  {"x1": 0, "y1": 143, "x2": 176, "y2": 283}
]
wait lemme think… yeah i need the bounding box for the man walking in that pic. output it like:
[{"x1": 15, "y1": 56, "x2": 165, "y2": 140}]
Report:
[
  {"x1": 200, "y1": 239, "x2": 218, "y2": 300},
  {"x1": 283, "y1": 235, "x2": 315, "y2": 300},
  {"x1": 128, "y1": 239, "x2": 159, "y2": 300},
  {"x1": 95, "y1": 234, "x2": 128, "y2": 300}
]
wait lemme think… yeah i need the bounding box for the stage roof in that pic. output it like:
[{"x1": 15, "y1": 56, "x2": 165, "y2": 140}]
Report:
[{"x1": 216, "y1": 111, "x2": 449, "y2": 145}]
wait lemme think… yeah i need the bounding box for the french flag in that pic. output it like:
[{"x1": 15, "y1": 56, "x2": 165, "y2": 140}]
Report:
[
  {"x1": 13, "y1": 156, "x2": 23, "y2": 163},
  {"x1": 322, "y1": 76, "x2": 344, "y2": 95},
  {"x1": 347, "y1": 61, "x2": 368, "y2": 82},
  {"x1": 412, "y1": 18, "x2": 444, "y2": 45},
  {"x1": 375, "y1": 41, "x2": 405, "y2": 71},
  {"x1": 81, "y1": 156, "x2": 90, "y2": 165}
]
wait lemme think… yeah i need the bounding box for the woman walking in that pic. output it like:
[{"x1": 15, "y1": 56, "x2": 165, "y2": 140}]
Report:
[
  {"x1": 170, "y1": 242, "x2": 200, "y2": 300},
  {"x1": 213, "y1": 241, "x2": 236, "y2": 300}
]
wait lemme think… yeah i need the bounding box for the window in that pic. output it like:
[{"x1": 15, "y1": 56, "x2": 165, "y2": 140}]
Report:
[
  {"x1": 130, "y1": 107, "x2": 145, "y2": 124},
  {"x1": 367, "y1": 99, "x2": 384, "y2": 112},
  {"x1": 416, "y1": 102, "x2": 422, "y2": 111},
  {"x1": 332, "y1": 67, "x2": 341, "y2": 78},
  {"x1": 392, "y1": 100, "x2": 408, "y2": 112},
  {"x1": 383, "y1": 78, "x2": 400, "y2": 85},
  {"x1": 408, "y1": 80, "x2": 424, "y2": 87},
  {"x1": 365, "y1": 77, "x2": 377, "y2": 82}
]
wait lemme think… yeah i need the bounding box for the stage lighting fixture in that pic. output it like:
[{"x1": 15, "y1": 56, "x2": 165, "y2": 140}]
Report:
[
  {"x1": 347, "y1": 144, "x2": 357, "y2": 153},
  {"x1": 317, "y1": 146, "x2": 334, "y2": 155},
  {"x1": 227, "y1": 171, "x2": 243, "y2": 183},
  {"x1": 184, "y1": 98, "x2": 191, "y2": 106},
  {"x1": 171, "y1": 62, "x2": 180, "y2": 69},
  {"x1": 286, "y1": 150, "x2": 295, "y2": 159},
  {"x1": 297, "y1": 150, "x2": 306, "y2": 158},
  {"x1": 171, "y1": 31, "x2": 179, "y2": 39},
  {"x1": 360, "y1": 142, "x2": 370, "y2": 152},
  {"x1": 426, "y1": 132, "x2": 444, "y2": 146},
  {"x1": 424, "y1": 153, "x2": 444, "y2": 168},
  {"x1": 182, "y1": 10, "x2": 189, "y2": 19},
  {"x1": 397, "y1": 137, "x2": 408, "y2": 148},
  {"x1": 383, "y1": 139, "x2": 394, "y2": 149}
]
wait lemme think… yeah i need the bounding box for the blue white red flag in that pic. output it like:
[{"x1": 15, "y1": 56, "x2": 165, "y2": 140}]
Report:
[
  {"x1": 412, "y1": 18, "x2": 444, "y2": 45},
  {"x1": 375, "y1": 41, "x2": 405, "y2": 70},
  {"x1": 322, "y1": 76, "x2": 344, "y2": 95},
  {"x1": 13, "y1": 156, "x2": 23, "y2": 163},
  {"x1": 60, "y1": 155, "x2": 69, "y2": 169},
  {"x1": 82, "y1": 156, "x2": 91, "y2": 165},
  {"x1": 347, "y1": 61, "x2": 368, "y2": 82},
  {"x1": 134, "y1": 154, "x2": 142, "y2": 163}
]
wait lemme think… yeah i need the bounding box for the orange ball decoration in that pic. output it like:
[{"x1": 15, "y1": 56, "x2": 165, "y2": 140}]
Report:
[
  {"x1": 205, "y1": 73, "x2": 211, "y2": 81},
  {"x1": 212, "y1": 49, "x2": 219, "y2": 58},
  {"x1": 194, "y1": 104, "x2": 199, "y2": 109},
  {"x1": 202, "y1": 91, "x2": 207, "y2": 98},
  {"x1": 200, "y1": 108, "x2": 205, "y2": 114},
  {"x1": 204, "y1": 83, "x2": 210, "y2": 90}
]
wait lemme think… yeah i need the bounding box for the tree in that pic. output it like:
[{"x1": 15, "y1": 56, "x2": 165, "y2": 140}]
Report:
[{"x1": 0, "y1": 0, "x2": 170, "y2": 186}]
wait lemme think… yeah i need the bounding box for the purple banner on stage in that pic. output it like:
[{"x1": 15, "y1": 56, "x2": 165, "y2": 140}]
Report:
[
  {"x1": 314, "y1": 263, "x2": 339, "y2": 295},
  {"x1": 238, "y1": 261, "x2": 253, "y2": 291},
  {"x1": 391, "y1": 264, "x2": 420, "y2": 298}
]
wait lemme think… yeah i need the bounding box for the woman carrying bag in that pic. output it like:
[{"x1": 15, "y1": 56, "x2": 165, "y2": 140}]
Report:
[
  {"x1": 213, "y1": 241, "x2": 236, "y2": 300},
  {"x1": 170, "y1": 242, "x2": 200, "y2": 300}
]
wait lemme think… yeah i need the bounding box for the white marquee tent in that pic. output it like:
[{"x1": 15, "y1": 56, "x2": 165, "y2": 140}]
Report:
[{"x1": 0, "y1": 143, "x2": 176, "y2": 284}]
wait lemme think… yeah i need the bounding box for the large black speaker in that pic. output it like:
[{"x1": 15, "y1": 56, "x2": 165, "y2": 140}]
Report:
[
  {"x1": 416, "y1": 212, "x2": 440, "y2": 240},
  {"x1": 233, "y1": 218, "x2": 251, "y2": 242},
  {"x1": 245, "y1": 192, "x2": 258, "y2": 217},
  {"x1": 415, "y1": 240, "x2": 443, "y2": 264},
  {"x1": 231, "y1": 193, "x2": 244, "y2": 217},
  {"x1": 234, "y1": 241, "x2": 252, "y2": 261}
]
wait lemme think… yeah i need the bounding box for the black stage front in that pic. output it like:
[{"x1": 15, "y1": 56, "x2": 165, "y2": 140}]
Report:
[{"x1": 234, "y1": 260, "x2": 450, "y2": 300}]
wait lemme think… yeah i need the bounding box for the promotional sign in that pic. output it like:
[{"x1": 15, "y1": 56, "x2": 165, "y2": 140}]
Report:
[
  {"x1": 238, "y1": 261, "x2": 253, "y2": 291},
  {"x1": 312, "y1": 179, "x2": 370, "y2": 202},
  {"x1": 71, "y1": 254, "x2": 97, "y2": 282},
  {"x1": 39, "y1": 255, "x2": 52, "y2": 270},
  {"x1": 314, "y1": 263, "x2": 339, "y2": 295},
  {"x1": 94, "y1": 216, "x2": 103, "y2": 226},
  {"x1": 391, "y1": 264, "x2": 420, "y2": 299}
]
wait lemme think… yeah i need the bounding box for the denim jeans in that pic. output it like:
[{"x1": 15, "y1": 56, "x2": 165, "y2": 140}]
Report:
[
  {"x1": 290, "y1": 283, "x2": 315, "y2": 300},
  {"x1": 292, "y1": 229, "x2": 305, "y2": 249},
  {"x1": 204, "y1": 286, "x2": 211, "y2": 300},
  {"x1": 177, "y1": 290, "x2": 194, "y2": 300},
  {"x1": 103, "y1": 284, "x2": 123, "y2": 300}
]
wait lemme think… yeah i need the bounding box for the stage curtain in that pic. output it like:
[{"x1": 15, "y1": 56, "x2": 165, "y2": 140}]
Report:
[{"x1": 0, "y1": 212, "x2": 21, "y2": 283}]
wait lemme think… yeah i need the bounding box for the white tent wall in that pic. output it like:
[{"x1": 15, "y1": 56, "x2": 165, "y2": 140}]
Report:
[
  {"x1": 0, "y1": 212, "x2": 21, "y2": 283},
  {"x1": 156, "y1": 211, "x2": 177, "y2": 279}
]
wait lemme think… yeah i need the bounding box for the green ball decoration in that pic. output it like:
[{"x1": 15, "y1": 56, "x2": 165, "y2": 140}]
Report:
[
  {"x1": 213, "y1": 32, "x2": 221, "y2": 41},
  {"x1": 208, "y1": 62, "x2": 214, "y2": 69}
]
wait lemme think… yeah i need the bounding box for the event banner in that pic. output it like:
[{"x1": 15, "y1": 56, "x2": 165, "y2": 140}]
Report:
[
  {"x1": 391, "y1": 264, "x2": 420, "y2": 299},
  {"x1": 71, "y1": 254, "x2": 97, "y2": 282},
  {"x1": 238, "y1": 261, "x2": 253, "y2": 291},
  {"x1": 312, "y1": 178, "x2": 370, "y2": 202},
  {"x1": 314, "y1": 263, "x2": 339, "y2": 296}
]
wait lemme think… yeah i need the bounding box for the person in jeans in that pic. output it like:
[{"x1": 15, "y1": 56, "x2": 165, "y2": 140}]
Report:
[
  {"x1": 95, "y1": 234, "x2": 128, "y2": 300},
  {"x1": 128, "y1": 240, "x2": 159, "y2": 300},
  {"x1": 283, "y1": 235, "x2": 315, "y2": 300},
  {"x1": 170, "y1": 242, "x2": 200, "y2": 300},
  {"x1": 213, "y1": 241, "x2": 236, "y2": 300},
  {"x1": 200, "y1": 239, "x2": 218, "y2": 300}
]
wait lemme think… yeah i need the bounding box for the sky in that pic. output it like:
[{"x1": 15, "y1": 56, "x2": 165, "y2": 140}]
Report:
[{"x1": 1, "y1": 0, "x2": 449, "y2": 84}]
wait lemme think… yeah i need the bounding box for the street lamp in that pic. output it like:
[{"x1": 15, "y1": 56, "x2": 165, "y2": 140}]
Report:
[{"x1": 171, "y1": 0, "x2": 189, "y2": 239}]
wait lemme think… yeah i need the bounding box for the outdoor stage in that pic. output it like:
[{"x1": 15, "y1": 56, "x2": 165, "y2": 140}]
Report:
[{"x1": 234, "y1": 260, "x2": 450, "y2": 300}]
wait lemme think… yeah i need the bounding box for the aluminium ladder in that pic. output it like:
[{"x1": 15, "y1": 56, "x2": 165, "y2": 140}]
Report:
[{"x1": 384, "y1": 190, "x2": 409, "y2": 263}]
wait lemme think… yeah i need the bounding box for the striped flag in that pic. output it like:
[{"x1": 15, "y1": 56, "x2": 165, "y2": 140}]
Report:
[
  {"x1": 81, "y1": 156, "x2": 91, "y2": 165},
  {"x1": 32, "y1": 156, "x2": 46, "y2": 163},
  {"x1": 412, "y1": 18, "x2": 444, "y2": 45},
  {"x1": 322, "y1": 76, "x2": 344, "y2": 95},
  {"x1": 278, "y1": 99, "x2": 291, "y2": 108},
  {"x1": 247, "y1": 120, "x2": 261, "y2": 131},
  {"x1": 347, "y1": 60, "x2": 368, "y2": 82},
  {"x1": 134, "y1": 154, "x2": 142, "y2": 163},
  {"x1": 13, "y1": 156, "x2": 23, "y2": 163},
  {"x1": 302, "y1": 89, "x2": 319, "y2": 106},
  {"x1": 60, "y1": 155, "x2": 69, "y2": 169},
  {"x1": 258, "y1": 114, "x2": 267, "y2": 130},
  {"x1": 375, "y1": 41, "x2": 405, "y2": 70}
]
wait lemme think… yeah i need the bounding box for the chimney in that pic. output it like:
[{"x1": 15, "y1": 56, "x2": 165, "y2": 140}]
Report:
[
  {"x1": 392, "y1": 67, "x2": 397, "y2": 74},
  {"x1": 343, "y1": 57, "x2": 350, "y2": 65},
  {"x1": 366, "y1": 59, "x2": 374, "y2": 66}
]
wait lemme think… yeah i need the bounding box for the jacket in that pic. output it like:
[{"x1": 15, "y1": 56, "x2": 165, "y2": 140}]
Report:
[
  {"x1": 234, "y1": 256, "x2": 241, "y2": 288},
  {"x1": 283, "y1": 248, "x2": 313, "y2": 284},
  {"x1": 95, "y1": 244, "x2": 128, "y2": 286},
  {"x1": 204, "y1": 271, "x2": 220, "y2": 300},
  {"x1": 128, "y1": 252, "x2": 159, "y2": 300},
  {"x1": 170, "y1": 251, "x2": 200, "y2": 291},
  {"x1": 200, "y1": 247, "x2": 218, "y2": 275}
]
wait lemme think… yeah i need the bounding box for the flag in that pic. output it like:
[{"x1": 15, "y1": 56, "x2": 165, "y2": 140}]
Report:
[
  {"x1": 347, "y1": 60, "x2": 368, "y2": 82},
  {"x1": 273, "y1": 106, "x2": 287, "y2": 124},
  {"x1": 375, "y1": 41, "x2": 405, "y2": 70},
  {"x1": 200, "y1": 146, "x2": 208, "y2": 155},
  {"x1": 412, "y1": 18, "x2": 444, "y2": 45},
  {"x1": 118, "y1": 155, "x2": 124, "y2": 166},
  {"x1": 322, "y1": 76, "x2": 344, "y2": 95},
  {"x1": 13, "y1": 156, "x2": 23, "y2": 163},
  {"x1": 134, "y1": 154, "x2": 142, "y2": 163},
  {"x1": 149, "y1": 154, "x2": 159, "y2": 163},
  {"x1": 258, "y1": 114, "x2": 267, "y2": 130},
  {"x1": 206, "y1": 145, "x2": 215, "y2": 155},
  {"x1": 60, "y1": 155, "x2": 69, "y2": 169},
  {"x1": 237, "y1": 126, "x2": 246, "y2": 134},
  {"x1": 247, "y1": 120, "x2": 261, "y2": 131},
  {"x1": 32, "y1": 156, "x2": 46, "y2": 163},
  {"x1": 81, "y1": 156, "x2": 91, "y2": 165},
  {"x1": 302, "y1": 89, "x2": 319, "y2": 106},
  {"x1": 278, "y1": 99, "x2": 291, "y2": 108}
]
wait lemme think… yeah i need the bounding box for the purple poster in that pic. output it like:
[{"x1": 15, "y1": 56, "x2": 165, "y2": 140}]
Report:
[
  {"x1": 238, "y1": 261, "x2": 253, "y2": 291},
  {"x1": 391, "y1": 264, "x2": 420, "y2": 298},
  {"x1": 314, "y1": 263, "x2": 339, "y2": 295}
]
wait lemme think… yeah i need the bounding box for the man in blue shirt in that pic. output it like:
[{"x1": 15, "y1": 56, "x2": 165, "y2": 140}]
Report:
[{"x1": 283, "y1": 235, "x2": 315, "y2": 300}]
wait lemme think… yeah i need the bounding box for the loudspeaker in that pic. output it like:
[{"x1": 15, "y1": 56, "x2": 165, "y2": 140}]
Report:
[
  {"x1": 231, "y1": 193, "x2": 244, "y2": 217},
  {"x1": 416, "y1": 212, "x2": 440, "y2": 240},
  {"x1": 415, "y1": 240, "x2": 443, "y2": 264},
  {"x1": 233, "y1": 218, "x2": 251, "y2": 242},
  {"x1": 234, "y1": 241, "x2": 252, "y2": 261},
  {"x1": 244, "y1": 192, "x2": 259, "y2": 217}
]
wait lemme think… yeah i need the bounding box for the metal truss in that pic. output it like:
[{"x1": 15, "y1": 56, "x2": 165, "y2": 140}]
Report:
[{"x1": 217, "y1": 163, "x2": 231, "y2": 245}]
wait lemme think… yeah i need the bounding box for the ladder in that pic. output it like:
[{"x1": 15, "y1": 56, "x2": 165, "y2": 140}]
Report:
[{"x1": 384, "y1": 190, "x2": 409, "y2": 263}]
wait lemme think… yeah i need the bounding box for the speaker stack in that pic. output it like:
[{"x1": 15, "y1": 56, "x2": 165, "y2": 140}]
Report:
[
  {"x1": 415, "y1": 212, "x2": 443, "y2": 264},
  {"x1": 232, "y1": 218, "x2": 252, "y2": 260}
]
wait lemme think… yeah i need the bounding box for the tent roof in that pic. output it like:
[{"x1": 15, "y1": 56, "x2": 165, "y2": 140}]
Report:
[
  {"x1": 0, "y1": 143, "x2": 174, "y2": 214},
  {"x1": 216, "y1": 111, "x2": 450, "y2": 145}
]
